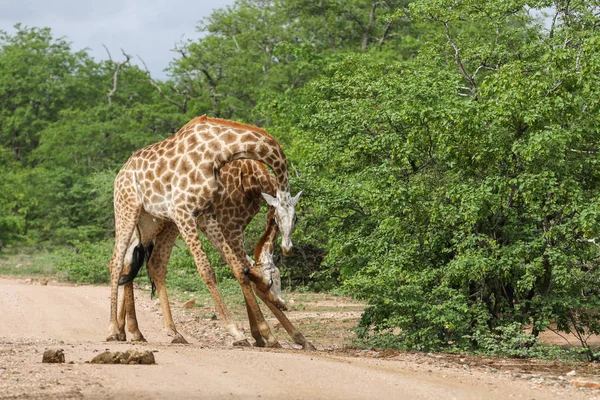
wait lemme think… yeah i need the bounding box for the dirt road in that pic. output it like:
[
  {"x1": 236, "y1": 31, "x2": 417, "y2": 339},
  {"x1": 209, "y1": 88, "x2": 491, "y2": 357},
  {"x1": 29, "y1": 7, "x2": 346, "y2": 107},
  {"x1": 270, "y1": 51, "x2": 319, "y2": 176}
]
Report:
[{"x1": 0, "y1": 277, "x2": 597, "y2": 399}]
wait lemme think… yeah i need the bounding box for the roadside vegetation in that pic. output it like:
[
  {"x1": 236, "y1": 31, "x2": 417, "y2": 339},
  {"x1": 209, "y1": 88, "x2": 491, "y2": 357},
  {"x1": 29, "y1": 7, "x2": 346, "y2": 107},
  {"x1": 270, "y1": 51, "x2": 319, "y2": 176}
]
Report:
[{"x1": 1, "y1": 0, "x2": 600, "y2": 361}]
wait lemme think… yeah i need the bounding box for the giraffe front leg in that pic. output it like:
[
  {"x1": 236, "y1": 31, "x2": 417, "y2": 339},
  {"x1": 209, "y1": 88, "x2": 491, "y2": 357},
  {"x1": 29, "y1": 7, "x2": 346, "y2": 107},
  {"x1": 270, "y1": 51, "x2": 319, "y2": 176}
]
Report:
[
  {"x1": 176, "y1": 216, "x2": 249, "y2": 346},
  {"x1": 108, "y1": 257, "x2": 127, "y2": 341},
  {"x1": 244, "y1": 298, "x2": 266, "y2": 347},
  {"x1": 203, "y1": 214, "x2": 278, "y2": 347}
]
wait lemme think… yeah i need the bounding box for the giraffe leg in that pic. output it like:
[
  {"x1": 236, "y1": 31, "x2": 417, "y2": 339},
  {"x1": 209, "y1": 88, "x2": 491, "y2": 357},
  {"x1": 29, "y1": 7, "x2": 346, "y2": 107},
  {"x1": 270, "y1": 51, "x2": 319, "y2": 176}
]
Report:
[
  {"x1": 117, "y1": 286, "x2": 127, "y2": 339},
  {"x1": 121, "y1": 281, "x2": 146, "y2": 342},
  {"x1": 201, "y1": 229, "x2": 266, "y2": 347},
  {"x1": 146, "y1": 223, "x2": 189, "y2": 344},
  {"x1": 244, "y1": 298, "x2": 266, "y2": 347},
  {"x1": 254, "y1": 288, "x2": 316, "y2": 350},
  {"x1": 176, "y1": 215, "x2": 249, "y2": 346},
  {"x1": 107, "y1": 204, "x2": 140, "y2": 341},
  {"x1": 203, "y1": 214, "x2": 279, "y2": 348},
  {"x1": 232, "y1": 235, "x2": 267, "y2": 347}
]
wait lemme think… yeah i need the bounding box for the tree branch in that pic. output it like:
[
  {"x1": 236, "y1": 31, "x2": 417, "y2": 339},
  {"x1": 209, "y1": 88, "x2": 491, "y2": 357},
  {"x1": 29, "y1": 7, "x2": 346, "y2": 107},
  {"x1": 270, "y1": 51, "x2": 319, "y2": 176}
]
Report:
[
  {"x1": 362, "y1": 1, "x2": 378, "y2": 51},
  {"x1": 138, "y1": 55, "x2": 189, "y2": 113},
  {"x1": 377, "y1": 21, "x2": 392, "y2": 51},
  {"x1": 104, "y1": 47, "x2": 132, "y2": 104},
  {"x1": 443, "y1": 21, "x2": 477, "y2": 98}
]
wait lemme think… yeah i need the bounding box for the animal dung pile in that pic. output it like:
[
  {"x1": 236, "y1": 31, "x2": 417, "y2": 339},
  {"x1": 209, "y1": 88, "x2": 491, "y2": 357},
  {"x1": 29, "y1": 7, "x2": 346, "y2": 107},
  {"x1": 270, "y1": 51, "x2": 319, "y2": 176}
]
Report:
[
  {"x1": 42, "y1": 349, "x2": 65, "y2": 363},
  {"x1": 90, "y1": 349, "x2": 155, "y2": 365},
  {"x1": 183, "y1": 299, "x2": 195, "y2": 309}
]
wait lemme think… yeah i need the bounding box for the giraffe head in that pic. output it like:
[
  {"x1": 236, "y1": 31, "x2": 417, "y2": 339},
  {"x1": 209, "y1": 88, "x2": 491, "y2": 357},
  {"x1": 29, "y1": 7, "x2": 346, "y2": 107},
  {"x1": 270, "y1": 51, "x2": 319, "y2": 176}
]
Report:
[
  {"x1": 261, "y1": 190, "x2": 302, "y2": 256},
  {"x1": 246, "y1": 253, "x2": 286, "y2": 310}
]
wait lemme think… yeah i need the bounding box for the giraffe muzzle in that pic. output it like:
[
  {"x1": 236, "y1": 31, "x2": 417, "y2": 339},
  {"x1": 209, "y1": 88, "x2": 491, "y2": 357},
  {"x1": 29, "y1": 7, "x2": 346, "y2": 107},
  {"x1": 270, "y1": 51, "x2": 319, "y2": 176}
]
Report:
[{"x1": 281, "y1": 239, "x2": 293, "y2": 256}]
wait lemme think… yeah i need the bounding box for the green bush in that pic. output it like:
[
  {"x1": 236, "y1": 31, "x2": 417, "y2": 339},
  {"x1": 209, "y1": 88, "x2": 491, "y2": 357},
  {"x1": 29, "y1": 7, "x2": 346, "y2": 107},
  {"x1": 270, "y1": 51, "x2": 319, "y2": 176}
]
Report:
[{"x1": 56, "y1": 240, "x2": 112, "y2": 284}]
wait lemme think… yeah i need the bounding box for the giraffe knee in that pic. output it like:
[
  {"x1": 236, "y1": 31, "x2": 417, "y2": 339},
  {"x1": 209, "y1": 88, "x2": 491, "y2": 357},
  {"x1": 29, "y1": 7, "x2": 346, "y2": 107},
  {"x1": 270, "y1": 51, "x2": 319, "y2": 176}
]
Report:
[{"x1": 199, "y1": 267, "x2": 217, "y2": 283}]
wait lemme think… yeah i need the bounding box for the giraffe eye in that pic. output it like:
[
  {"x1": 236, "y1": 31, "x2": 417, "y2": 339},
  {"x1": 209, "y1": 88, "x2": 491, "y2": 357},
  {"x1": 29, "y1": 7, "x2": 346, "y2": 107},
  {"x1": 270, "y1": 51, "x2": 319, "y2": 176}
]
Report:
[{"x1": 268, "y1": 277, "x2": 273, "y2": 288}]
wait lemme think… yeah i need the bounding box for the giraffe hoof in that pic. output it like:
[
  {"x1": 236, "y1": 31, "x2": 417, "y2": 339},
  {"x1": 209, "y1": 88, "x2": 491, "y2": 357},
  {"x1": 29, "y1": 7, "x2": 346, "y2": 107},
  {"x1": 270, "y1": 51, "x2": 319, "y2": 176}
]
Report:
[
  {"x1": 233, "y1": 339, "x2": 251, "y2": 347},
  {"x1": 252, "y1": 340, "x2": 266, "y2": 348},
  {"x1": 171, "y1": 335, "x2": 189, "y2": 345},
  {"x1": 106, "y1": 333, "x2": 126, "y2": 342},
  {"x1": 265, "y1": 341, "x2": 282, "y2": 349},
  {"x1": 131, "y1": 335, "x2": 147, "y2": 343},
  {"x1": 302, "y1": 342, "x2": 317, "y2": 351}
]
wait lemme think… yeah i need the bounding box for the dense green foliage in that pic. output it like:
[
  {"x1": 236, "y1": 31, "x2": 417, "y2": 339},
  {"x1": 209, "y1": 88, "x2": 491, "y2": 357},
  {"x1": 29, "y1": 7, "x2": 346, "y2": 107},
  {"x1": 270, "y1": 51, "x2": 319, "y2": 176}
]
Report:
[{"x1": 2, "y1": 0, "x2": 600, "y2": 358}]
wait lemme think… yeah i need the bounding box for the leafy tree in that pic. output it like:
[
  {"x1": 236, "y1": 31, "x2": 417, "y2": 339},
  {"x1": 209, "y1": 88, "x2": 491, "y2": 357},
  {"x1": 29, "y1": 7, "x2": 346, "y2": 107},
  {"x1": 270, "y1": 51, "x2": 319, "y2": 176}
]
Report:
[
  {"x1": 0, "y1": 148, "x2": 25, "y2": 248},
  {"x1": 271, "y1": 0, "x2": 600, "y2": 357},
  {"x1": 0, "y1": 25, "x2": 187, "y2": 246},
  {"x1": 168, "y1": 0, "x2": 419, "y2": 123},
  {"x1": 0, "y1": 25, "x2": 102, "y2": 161}
]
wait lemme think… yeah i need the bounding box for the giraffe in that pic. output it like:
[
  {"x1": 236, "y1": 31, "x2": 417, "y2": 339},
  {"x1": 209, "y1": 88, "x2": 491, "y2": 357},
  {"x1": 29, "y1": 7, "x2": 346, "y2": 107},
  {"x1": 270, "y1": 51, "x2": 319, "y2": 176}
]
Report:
[
  {"x1": 107, "y1": 115, "x2": 301, "y2": 346},
  {"x1": 117, "y1": 159, "x2": 315, "y2": 349}
]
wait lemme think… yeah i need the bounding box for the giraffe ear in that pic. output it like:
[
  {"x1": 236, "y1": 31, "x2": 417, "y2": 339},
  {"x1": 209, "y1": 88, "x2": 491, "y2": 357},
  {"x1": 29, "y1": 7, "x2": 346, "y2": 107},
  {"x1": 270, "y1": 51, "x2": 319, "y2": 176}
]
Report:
[
  {"x1": 262, "y1": 192, "x2": 279, "y2": 207},
  {"x1": 291, "y1": 190, "x2": 303, "y2": 206}
]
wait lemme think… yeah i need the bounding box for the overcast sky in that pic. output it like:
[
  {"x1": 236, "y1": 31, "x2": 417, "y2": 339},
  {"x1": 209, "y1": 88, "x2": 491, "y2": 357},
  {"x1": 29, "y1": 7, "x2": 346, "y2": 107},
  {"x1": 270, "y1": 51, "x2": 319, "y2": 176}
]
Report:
[{"x1": 0, "y1": 0, "x2": 236, "y2": 80}]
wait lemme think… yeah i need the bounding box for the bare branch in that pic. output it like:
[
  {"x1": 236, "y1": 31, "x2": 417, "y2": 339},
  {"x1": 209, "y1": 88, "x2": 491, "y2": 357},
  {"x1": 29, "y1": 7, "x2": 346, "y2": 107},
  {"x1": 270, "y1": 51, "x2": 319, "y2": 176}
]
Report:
[
  {"x1": 138, "y1": 55, "x2": 189, "y2": 113},
  {"x1": 102, "y1": 44, "x2": 113, "y2": 61},
  {"x1": 472, "y1": 64, "x2": 485, "y2": 80},
  {"x1": 578, "y1": 238, "x2": 600, "y2": 246},
  {"x1": 377, "y1": 21, "x2": 392, "y2": 51},
  {"x1": 570, "y1": 148, "x2": 598, "y2": 154},
  {"x1": 172, "y1": 42, "x2": 188, "y2": 58},
  {"x1": 291, "y1": 163, "x2": 300, "y2": 178},
  {"x1": 105, "y1": 48, "x2": 132, "y2": 104},
  {"x1": 549, "y1": 7, "x2": 560, "y2": 39},
  {"x1": 443, "y1": 21, "x2": 477, "y2": 97},
  {"x1": 546, "y1": 325, "x2": 574, "y2": 346},
  {"x1": 232, "y1": 35, "x2": 240, "y2": 51},
  {"x1": 362, "y1": 1, "x2": 378, "y2": 51}
]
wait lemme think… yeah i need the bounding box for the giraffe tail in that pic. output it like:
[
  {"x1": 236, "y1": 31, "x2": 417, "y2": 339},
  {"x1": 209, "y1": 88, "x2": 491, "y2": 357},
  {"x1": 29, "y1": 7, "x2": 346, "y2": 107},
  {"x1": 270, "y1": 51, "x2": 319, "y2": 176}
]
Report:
[{"x1": 118, "y1": 242, "x2": 155, "y2": 291}]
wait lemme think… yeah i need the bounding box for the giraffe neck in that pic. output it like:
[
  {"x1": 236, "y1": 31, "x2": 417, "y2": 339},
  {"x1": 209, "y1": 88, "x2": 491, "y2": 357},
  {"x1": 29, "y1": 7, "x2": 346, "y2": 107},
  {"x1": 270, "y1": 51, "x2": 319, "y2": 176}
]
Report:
[{"x1": 254, "y1": 207, "x2": 278, "y2": 262}]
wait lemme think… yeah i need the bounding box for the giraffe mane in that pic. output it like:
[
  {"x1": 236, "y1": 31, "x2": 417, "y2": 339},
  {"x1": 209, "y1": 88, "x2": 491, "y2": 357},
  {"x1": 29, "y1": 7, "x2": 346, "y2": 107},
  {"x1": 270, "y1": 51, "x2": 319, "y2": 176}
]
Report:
[
  {"x1": 173, "y1": 115, "x2": 209, "y2": 135},
  {"x1": 176, "y1": 115, "x2": 279, "y2": 143},
  {"x1": 205, "y1": 116, "x2": 271, "y2": 136}
]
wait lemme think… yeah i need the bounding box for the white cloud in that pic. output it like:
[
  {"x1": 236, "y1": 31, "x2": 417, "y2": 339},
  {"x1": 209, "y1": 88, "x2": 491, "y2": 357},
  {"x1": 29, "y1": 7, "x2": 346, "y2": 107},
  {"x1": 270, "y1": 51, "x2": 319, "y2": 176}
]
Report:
[{"x1": 0, "y1": 0, "x2": 236, "y2": 79}]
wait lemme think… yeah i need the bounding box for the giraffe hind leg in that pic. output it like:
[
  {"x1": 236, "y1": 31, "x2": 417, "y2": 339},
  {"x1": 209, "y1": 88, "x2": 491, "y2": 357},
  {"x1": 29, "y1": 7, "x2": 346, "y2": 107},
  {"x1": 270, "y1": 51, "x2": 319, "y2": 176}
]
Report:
[
  {"x1": 107, "y1": 204, "x2": 140, "y2": 341},
  {"x1": 119, "y1": 281, "x2": 146, "y2": 342},
  {"x1": 147, "y1": 224, "x2": 189, "y2": 344}
]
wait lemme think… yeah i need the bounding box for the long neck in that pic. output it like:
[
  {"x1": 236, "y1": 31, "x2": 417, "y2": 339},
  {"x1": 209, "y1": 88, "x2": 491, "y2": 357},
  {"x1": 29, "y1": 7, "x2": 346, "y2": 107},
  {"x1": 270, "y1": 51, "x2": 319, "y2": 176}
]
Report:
[
  {"x1": 223, "y1": 143, "x2": 289, "y2": 193},
  {"x1": 254, "y1": 207, "x2": 279, "y2": 262},
  {"x1": 200, "y1": 116, "x2": 290, "y2": 192},
  {"x1": 245, "y1": 161, "x2": 279, "y2": 261}
]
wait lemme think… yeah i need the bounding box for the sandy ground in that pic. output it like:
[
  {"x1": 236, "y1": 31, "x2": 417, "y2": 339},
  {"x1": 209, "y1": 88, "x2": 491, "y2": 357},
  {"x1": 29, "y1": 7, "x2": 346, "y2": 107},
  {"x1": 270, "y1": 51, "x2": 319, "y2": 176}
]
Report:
[{"x1": 1, "y1": 277, "x2": 599, "y2": 399}]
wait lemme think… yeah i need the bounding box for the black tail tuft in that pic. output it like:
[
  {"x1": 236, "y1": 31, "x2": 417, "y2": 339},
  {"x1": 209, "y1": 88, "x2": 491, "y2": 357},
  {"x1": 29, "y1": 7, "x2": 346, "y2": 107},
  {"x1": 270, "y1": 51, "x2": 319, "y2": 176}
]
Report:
[
  {"x1": 119, "y1": 243, "x2": 146, "y2": 286},
  {"x1": 118, "y1": 241, "x2": 157, "y2": 299},
  {"x1": 145, "y1": 242, "x2": 157, "y2": 298}
]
